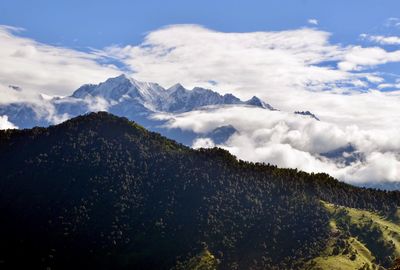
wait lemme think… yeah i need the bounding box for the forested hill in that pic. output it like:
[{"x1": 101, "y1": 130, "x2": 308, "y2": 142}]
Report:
[{"x1": 0, "y1": 112, "x2": 399, "y2": 270}]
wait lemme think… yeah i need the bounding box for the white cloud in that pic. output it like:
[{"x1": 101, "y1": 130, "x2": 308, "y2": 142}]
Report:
[
  {"x1": 85, "y1": 96, "x2": 111, "y2": 112},
  {"x1": 377, "y1": 82, "x2": 400, "y2": 89},
  {"x1": 104, "y1": 24, "x2": 348, "y2": 94},
  {"x1": 338, "y1": 46, "x2": 400, "y2": 71},
  {"x1": 308, "y1": 19, "x2": 319, "y2": 25},
  {"x1": 344, "y1": 152, "x2": 400, "y2": 183},
  {"x1": 361, "y1": 33, "x2": 400, "y2": 45},
  {"x1": 192, "y1": 138, "x2": 215, "y2": 149},
  {"x1": 385, "y1": 17, "x2": 400, "y2": 28},
  {"x1": 0, "y1": 115, "x2": 17, "y2": 129},
  {"x1": 0, "y1": 25, "x2": 120, "y2": 101}
]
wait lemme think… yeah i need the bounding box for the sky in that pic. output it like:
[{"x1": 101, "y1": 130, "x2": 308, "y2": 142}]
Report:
[
  {"x1": 1, "y1": 0, "x2": 400, "y2": 47},
  {"x1": 2, "y1": 0, "x2": 400, "y2": 185}
]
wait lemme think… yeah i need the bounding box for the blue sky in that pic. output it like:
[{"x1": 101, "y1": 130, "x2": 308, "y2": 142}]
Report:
[{"x1": 1, "y1": 0, "x2": 400, "y2": 48}]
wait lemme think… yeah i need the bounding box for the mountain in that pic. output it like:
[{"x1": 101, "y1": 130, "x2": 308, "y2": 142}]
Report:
[
  {"x1": 71, "y1": 75, "x2": 252, "y2": 113},
  {"x1": 204, "y1": 125, "x2": 238, "y2": 144},
  {"x1": 360, "y1": 181, "x2": 400, "y2": 192},
  {"x1": 0, "y1": 74, "x2": 274, "y2": 128},
  {"x1": 320, "y1": 144, "x2": 363, "y2": 166},
  {"x1": 0, "y1": 112, "x2": 399, "y2": 270},
  {"x1": 245, "y1": 96, "x2": 276, "y2": 110},
  {"x1": 294, "y1": 111, "x2": 320, "y2": 121},
  {"x1": 0, "y1": 75, "x2": 277, "y2": 146}
]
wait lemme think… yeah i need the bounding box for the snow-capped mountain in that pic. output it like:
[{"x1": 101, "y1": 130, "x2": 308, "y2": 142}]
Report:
[
  {"x1": 71, "y1": 75, "x2": 166, "y2": 111},
  {"x1": 71, "y1": 74, "x2": 273, "y2": 113},
  {"x1": 0, "y1": 74, "x2": 275, "y2": 144},
  {"x1": 245, "y1": 96, "x2": 276, "y2": 110}
]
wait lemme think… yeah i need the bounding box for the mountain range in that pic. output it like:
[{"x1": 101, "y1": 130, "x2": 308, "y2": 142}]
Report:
[
  {"x1": 0, "y1": 112, "x2": 399, "y2": 270},
  {"x1": 0, "y1": 74, "x2": 274, "y2": 126},
  {"x1": 0, "y1": 74, "x2": 312, "y2": 146}
]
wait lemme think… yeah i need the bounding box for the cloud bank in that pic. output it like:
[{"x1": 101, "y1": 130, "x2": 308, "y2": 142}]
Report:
[{"x1": 155, "y1": 106, "x2": 400, "y2": 184}]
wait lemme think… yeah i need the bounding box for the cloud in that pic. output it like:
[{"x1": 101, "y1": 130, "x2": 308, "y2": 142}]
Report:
[
  {"x1": 338, "y1": 46, "x2": 400, "y2": 71},
  {"x1": 0, "y1": 115, "x2": 17, "y2": 129},
  {"x1": 308, "y1": 19, "x2": 319, "y2": 25},
  {"x1": 361, "y1": 34, "x2": 400, "y2": 45},
  {"x1": 192, "y1": 138, "x2": 215, "y2": 149},
  {"x1": 385, "y1": 17, "x2": 400, "y2": 28},
  {"x1": 154, "y1": 106, "x2": 400, "y2": 184},
  {"x1": 85, "y1": 96, "x2": 111, "y2": 112},
  {"x1": 104, "y1": 24, "x2": 349, "y2": 93},
  {"x1": 0, "y1": 25, "x2": 120, "y2": 101},
  {"x1": 377, "y1": 79, "x2": 400, "y2": 89}
]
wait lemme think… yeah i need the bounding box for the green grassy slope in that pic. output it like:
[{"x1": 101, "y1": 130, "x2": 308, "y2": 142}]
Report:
[{"x1": 304, "y1": 202, "x2": 400, "y2": 270}]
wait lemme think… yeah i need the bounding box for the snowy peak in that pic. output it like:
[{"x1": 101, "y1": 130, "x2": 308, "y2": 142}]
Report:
[
  {"x1": 72, "y1": 84, "x2": 96, "y2": 99},
  {"x1": 106, "y1": 73, "x2": 132, "y2": 84},
  {"x1": 71, "y1": 74, "x2": 167, "y2": 111},
  {"x1": 222, "y1": 93, "x2": 241, "y2": 104},
  {"x1": 245, "y1": 96, "x2": 275, "y2": 110},
  {"x1": 72, "y1": 74, "x2": 136, "y2": 100},
  {"x1": 167, "y1": 83, "x2": 185, "y2": 93},
  {"x1": 163, "y1": 86, "x2": 219, "y2": 112},
  {"x1": 71, "y1": 74, "x2": 274, "y2": 113}
]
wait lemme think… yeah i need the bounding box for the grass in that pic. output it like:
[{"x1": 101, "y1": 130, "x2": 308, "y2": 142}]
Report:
[
  {"x1": 343, "y1": 205, "x2": 400, "y2": 258},
  {"x1": 303, "y1": 202, "x2": 400, "y2": 270},
  {"x1": 174, "y1": 249, "x2": 218, "y2": 270}
]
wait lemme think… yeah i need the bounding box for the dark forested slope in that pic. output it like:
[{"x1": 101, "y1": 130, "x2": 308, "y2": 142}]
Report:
[{"x1": 0, "y1": 112, "x2": 399, "y2": 270}]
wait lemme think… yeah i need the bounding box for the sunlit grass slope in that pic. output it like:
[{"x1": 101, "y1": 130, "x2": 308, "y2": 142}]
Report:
[{"x1": 304, "y1": 202, "x2": 400, "y2": 270}]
